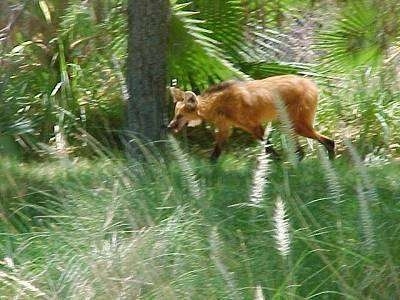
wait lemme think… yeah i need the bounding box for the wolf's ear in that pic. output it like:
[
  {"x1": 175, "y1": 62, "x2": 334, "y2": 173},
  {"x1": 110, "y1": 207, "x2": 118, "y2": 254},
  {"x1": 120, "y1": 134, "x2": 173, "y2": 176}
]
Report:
[
  {"x1": 169, "y1": 87, "x2": 185, "y2": 103},
  {"x1": 184, "y1": 91, "x2": 198, "y2": 110}
]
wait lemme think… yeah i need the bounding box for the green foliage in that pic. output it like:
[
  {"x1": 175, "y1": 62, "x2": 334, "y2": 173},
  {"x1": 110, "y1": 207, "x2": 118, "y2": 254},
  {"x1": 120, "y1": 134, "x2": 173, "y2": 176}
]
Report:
[
  {"x1": 2, "y1": 0, "x2": 399, "y2": 157},
  {"x1": 168, "y1": 1, "x2": 240, "y2": 91},
  {"x1": 315, "y1": 67, "x2": 400, "y2": 157},
  {"x1": 1, "y1": 1, "x2": 400, "y2": 298},
  {"x1": 1, "y1": 1, "x2": 399, "y2": 298},
  {"x1": 315, "y1": 0, "x2": 400, "y2": 73},
  {"x1": 0, "y1": 144, "x2": 399, "y2": 298},
  {"x1": 1, "y1": 1, "x2": 129, "y2": 154}
]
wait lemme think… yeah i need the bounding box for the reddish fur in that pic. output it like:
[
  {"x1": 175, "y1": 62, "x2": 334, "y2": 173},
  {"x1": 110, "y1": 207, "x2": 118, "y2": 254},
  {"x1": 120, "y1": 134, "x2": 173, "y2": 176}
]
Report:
[{"x1": 168, "y1": 75, "x2": 335, "y2": 160}]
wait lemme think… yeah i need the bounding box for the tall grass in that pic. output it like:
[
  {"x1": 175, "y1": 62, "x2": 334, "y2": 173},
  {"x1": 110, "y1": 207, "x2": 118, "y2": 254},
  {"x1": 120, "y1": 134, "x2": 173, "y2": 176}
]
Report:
[{"x1": 0, "y1": 137, "x2": 399, "y2": 298}]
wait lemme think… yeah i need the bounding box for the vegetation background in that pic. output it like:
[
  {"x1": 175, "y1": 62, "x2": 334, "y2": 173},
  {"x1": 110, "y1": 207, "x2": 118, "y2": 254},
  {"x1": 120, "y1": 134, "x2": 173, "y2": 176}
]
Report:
[{"x1": 0, "y1": 0, "x2": 399, "y2": 298}]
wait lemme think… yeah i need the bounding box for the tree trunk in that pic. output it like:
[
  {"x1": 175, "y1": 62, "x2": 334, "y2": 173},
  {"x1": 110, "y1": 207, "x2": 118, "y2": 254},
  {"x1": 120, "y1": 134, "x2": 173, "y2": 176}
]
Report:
[{"x1": 126, "y1": 0, "x2": 170, "y2": 146}]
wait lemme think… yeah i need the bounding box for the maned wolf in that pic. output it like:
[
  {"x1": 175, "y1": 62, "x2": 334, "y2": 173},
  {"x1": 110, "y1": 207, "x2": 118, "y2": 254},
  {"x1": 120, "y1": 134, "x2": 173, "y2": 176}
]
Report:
[{"x1": 168, "y1": 75, "x2": 335, "y2": 161}]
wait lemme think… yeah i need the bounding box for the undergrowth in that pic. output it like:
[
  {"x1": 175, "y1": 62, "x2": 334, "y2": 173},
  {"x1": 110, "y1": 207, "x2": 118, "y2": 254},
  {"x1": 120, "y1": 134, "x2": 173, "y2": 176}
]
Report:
[{"x1": 0, "y1": 140, "x2": 399, "y2": 299}]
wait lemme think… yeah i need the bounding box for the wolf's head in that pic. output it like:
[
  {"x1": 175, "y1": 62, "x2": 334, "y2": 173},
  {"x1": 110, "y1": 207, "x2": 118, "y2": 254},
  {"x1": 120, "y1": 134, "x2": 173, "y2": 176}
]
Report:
[{"x1": 167, "y1": 87, "x2": 202, "y2": 133}]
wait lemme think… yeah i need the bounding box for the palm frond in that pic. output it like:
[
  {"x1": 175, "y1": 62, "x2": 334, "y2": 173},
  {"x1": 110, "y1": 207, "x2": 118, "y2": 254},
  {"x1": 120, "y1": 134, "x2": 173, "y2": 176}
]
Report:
[
  {"x1": 315, "y1": 0, "x2": 399, "y2": 73},
  {"x1": 169, "y1": 0, "x2": 309, "y2": 90},
  {"x1": 169, "y1": 1, "x2": 248, "y2": 91}
]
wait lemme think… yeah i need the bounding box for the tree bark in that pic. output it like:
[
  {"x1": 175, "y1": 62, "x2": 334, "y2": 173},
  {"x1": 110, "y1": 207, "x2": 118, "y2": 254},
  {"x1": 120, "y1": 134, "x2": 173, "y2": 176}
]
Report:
[{"x1": 126, "y1": 0, "x2": 170, "y2": 145}]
